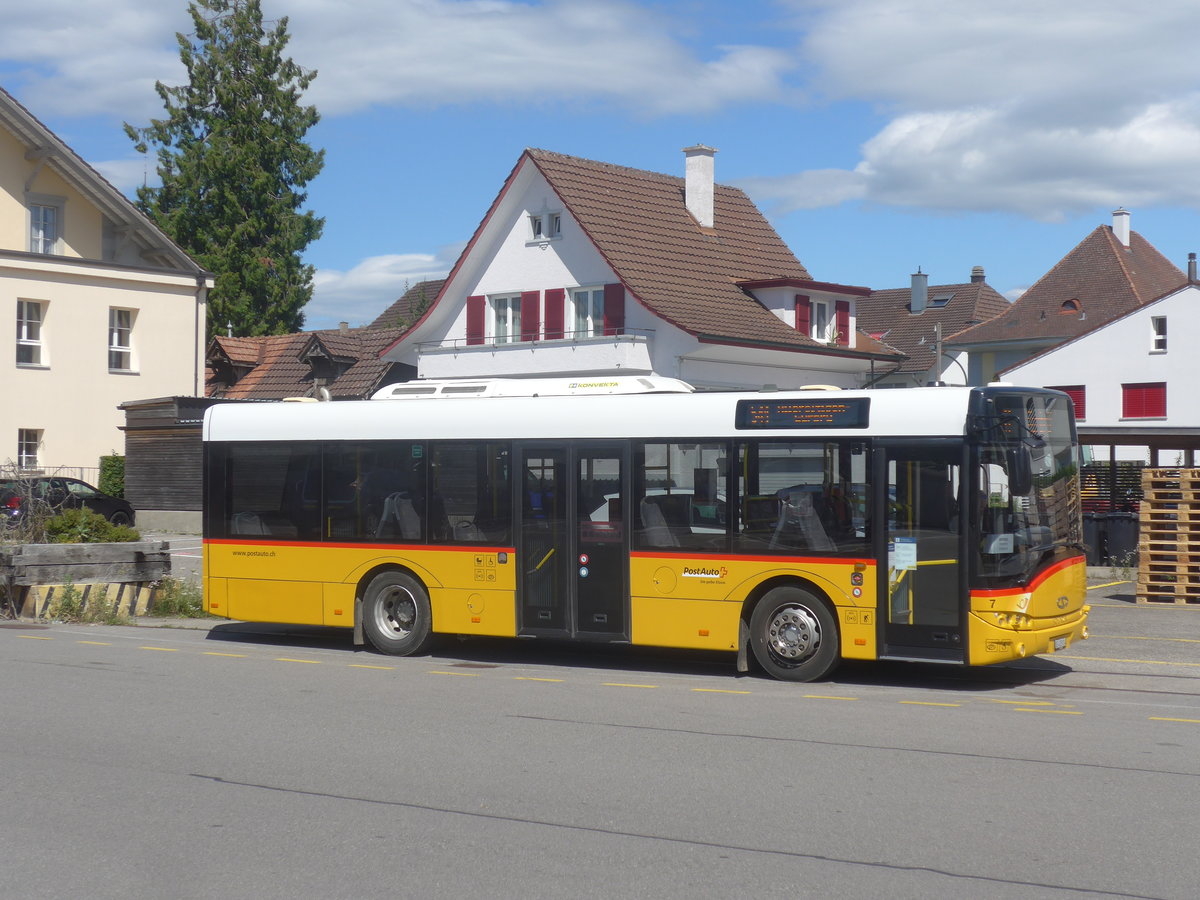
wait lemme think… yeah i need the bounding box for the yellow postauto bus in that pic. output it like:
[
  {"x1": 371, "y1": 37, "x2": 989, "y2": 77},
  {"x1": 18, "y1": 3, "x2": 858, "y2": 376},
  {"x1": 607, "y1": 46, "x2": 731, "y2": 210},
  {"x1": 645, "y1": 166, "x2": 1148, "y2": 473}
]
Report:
[{"x1": 202, "y1": 381, "x2": 1089, "y2": 681}]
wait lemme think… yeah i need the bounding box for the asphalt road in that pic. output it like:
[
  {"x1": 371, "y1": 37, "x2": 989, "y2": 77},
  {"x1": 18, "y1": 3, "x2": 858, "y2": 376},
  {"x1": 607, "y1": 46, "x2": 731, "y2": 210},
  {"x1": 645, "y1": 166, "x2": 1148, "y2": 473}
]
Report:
[{"x1": 2, "y1": 576, "x2": 1198, "y2": 899}]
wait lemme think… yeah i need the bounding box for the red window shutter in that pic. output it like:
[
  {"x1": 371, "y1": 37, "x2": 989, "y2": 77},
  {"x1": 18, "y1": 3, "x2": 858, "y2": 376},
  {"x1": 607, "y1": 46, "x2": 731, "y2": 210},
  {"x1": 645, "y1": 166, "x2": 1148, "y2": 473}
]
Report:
[
  {"x1": 520, "y1": 291, "x2": 541, "y2": 342},
  {"x1": 1049, "y1": 385, "x2": 1086, "y2": 420},
  {"x1": 1122, "y1": 382, "x2": 1166, "y2": 418},
  {"x1": 603, "y1": 283, "x2": 624, "y2": 336},
  {"x1": 835, "y1": 300, "x2": 850, "y2": 346},
  {"x1": 544, "y1": 288, "x2": 565, "y2": 339},
  {"x1": 794, "y1": 295, "x2": 811, "y2": 335},
  {"x1": 466, "y1": 295, "x2": 485, "y2": 346}
]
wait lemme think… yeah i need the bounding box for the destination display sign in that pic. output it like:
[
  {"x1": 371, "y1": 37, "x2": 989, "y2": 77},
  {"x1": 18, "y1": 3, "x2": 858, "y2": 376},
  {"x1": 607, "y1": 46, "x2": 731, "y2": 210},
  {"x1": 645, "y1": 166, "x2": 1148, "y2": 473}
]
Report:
[{"x1": 735, "y1": 397, "x2": 870, "y2": 430}]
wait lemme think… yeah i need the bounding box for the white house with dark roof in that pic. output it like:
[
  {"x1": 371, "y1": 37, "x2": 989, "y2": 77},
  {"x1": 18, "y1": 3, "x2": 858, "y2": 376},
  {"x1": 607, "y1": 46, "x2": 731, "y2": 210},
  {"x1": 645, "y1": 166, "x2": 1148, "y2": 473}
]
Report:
[
  {"x1": 380, "y1": 147, "x2": 901, "y2": 390},
  {"x1": 946, "y1": 209, "x2": 1185, "y2": 385},
  {"x1": 2, "y1": 86, "x2": 212, "y2": 478},
  {"x1": 1002, "y1": 280, "x2": 1200, "y2": 465}
]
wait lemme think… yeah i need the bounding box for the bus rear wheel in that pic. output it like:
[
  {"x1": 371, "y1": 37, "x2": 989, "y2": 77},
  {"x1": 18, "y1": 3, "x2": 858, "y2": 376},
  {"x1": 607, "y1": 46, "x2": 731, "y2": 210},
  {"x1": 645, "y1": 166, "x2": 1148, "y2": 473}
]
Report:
[
  {"x1": 362, "y1": 571, "x2": 434, "y2": 656},
  {"x1": 749, "y1": 586, "x2": 839, "y2": 682}
]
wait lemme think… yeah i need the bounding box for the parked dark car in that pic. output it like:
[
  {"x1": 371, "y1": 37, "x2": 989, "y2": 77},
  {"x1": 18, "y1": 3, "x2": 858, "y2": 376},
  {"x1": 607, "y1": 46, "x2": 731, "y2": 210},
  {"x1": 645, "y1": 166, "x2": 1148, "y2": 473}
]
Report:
[{"x1": 0, "y1": 476, "x2": 136, "y2": 527}]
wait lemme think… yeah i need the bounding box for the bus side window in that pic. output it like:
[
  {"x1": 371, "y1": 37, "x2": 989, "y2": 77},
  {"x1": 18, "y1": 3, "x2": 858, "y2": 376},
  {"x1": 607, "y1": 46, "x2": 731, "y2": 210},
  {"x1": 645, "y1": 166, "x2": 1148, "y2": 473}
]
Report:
[{"x1": 430, "y1": 442, "x2": 511, "y2": 544}]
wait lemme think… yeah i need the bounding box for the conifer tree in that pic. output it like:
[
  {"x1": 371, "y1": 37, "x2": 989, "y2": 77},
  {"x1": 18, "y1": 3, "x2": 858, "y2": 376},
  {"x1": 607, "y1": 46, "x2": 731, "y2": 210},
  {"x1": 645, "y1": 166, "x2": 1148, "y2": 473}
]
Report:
[{"x1": 126, "y1": 0, "x2": 324, "y2": 337}]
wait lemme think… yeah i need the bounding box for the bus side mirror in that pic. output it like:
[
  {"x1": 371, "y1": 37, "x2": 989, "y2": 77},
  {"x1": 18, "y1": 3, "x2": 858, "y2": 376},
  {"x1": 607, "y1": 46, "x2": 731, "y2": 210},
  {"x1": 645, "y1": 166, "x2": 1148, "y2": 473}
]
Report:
[{"x1": 1007, "y1": 447, "x2": 1033, "y2": 496}]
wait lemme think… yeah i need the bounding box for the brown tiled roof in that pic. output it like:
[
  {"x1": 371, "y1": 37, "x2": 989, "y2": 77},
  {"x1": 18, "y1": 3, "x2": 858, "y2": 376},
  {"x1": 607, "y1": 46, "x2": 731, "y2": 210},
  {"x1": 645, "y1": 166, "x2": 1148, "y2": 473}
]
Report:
[
  {"x1": 210, "y1": 336, "x2": 263, "y2": 367},
  {"x1": 369, "y1": 279, "x2": 446, "y2": 331},
  {"x1": 949, "y1": 226, "x2": 1184, "y2": 347},
  {"x1": 857, "y1": 281, "x2": 1011, "y2": 374},
  {"x1": 207, "y1": 328, "x2": 407, "y2": 400},
  {"x1": 526, "y1": 149, "x2": 891, "y2": 355}
]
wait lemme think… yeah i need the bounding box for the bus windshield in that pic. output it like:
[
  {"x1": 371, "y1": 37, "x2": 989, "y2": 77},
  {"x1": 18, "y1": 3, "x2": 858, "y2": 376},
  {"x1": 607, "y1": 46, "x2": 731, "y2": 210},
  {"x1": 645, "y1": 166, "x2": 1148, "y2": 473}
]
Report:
[{"x1": 974, "y1": 390, "x2": 1082, "y2": 586}]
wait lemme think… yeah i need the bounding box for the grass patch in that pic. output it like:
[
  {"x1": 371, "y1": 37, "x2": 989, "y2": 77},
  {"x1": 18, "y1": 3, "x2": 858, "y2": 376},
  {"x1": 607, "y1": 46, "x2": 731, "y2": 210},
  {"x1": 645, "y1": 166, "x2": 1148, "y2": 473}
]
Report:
[
  {"x1": 47, "y1": 582, "x2": 129, "y2": 626},
  {"x1": 148, "y1": 577, "x2": 212, "y2": 618}
]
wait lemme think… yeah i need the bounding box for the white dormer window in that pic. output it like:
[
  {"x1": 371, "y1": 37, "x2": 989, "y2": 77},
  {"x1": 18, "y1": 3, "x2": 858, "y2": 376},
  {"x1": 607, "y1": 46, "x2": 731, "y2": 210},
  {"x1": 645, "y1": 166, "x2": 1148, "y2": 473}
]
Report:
[
  {"x1": 530, "y1": 215, "x2": 543, "y2": 239},
  {"x1": 549, "y1": 213, "x2": 561, "y2": 237},
  {"x1": 811, "y1": 299, "x2": 833, "y2": 342},
  {"x1": 28, "y1": 196, "x2": 64, "y2": 255}
]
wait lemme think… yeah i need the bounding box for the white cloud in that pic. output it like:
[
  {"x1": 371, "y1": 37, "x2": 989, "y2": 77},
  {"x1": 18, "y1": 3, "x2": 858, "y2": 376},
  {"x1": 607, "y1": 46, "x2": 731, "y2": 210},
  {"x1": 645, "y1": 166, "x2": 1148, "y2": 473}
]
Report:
[
  {"x1": 736, "y1": 168, "x2": 866, "y2": 214},
  {"x1": 753, "y1": 0, "x2": 1200, "y2": 218},
  {"x1": 0, "y1": 0, "x2": 797, "y2": 119},
  {"x1": 307, "y1": 244, "x2": 462, "y2": 329},
  {"x1": 287, "y1": 0, "x2": 797, "y2": 116}
]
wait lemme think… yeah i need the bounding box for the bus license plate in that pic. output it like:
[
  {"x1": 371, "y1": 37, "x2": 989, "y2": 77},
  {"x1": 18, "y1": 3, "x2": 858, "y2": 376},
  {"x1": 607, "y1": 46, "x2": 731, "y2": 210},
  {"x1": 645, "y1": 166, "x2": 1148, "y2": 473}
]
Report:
[{"x1": 1053, "y1": 636, "x2": 1067, "y2": 652}]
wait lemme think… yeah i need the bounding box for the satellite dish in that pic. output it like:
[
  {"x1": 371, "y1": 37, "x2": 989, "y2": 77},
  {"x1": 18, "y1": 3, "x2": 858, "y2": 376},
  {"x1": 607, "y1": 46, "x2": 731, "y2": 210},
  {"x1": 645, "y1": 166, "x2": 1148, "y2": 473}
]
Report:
[{"x1": 306, "y1": 385, "x2": 332, "y2": 402}]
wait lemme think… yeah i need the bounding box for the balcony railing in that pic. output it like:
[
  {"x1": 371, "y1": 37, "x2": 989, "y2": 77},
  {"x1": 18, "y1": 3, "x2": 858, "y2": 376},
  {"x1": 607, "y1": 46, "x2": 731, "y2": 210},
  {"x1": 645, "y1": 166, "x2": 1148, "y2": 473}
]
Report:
[{"x1": 416, "y1": 328, "x2": 655, "y2": 380}]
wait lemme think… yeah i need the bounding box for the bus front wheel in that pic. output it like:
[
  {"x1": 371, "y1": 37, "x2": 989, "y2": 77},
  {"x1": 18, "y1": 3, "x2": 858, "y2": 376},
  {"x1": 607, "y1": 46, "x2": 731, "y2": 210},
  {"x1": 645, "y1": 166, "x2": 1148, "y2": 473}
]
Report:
[
  {"x1": 749, "y1": 586, "x2": 839, "y2": 682},
  {"x1": 361, "y1": 571, "x2": 434, "y2": 656}
]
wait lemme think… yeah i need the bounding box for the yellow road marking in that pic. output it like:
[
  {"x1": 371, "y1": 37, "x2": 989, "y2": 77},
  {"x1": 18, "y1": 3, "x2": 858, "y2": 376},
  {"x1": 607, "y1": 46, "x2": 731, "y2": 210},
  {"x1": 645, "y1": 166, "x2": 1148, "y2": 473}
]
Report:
[
  {"x1": 1088, "y1": 581, "x2": 1129, "y2": 590},
  {"x1": 1015, "y1": 708, "x2": 1083, "y2": 715},
  {"x1": 515, "y1": 677, "x2": 564, "y2": 682},
  {"x1": 1059, "y1": 655, "x2": 1200, "y2": 668},
  {"x1": 602, "y1": 682, "x2": 657, "y2": 689},
  {"x1": 204, "y1": 651, "x2": 246, "y2": 658},
  {"x1": 428, "y1": 670, "x2": 480, "y2": 676},
  {"x1": 349, "y1": 663, "x2": 394, "y2": 670},
  {"x1": 77, "y1": 640, "x2": 111, "y2": 646},
  {"x1": 693, "y1": 688, "x2": 752, "y2": 694},
  {"x1": 275, "y1": 657, "x2": 321, "y2": 664},
  {"x1": 18, "y1": 635, "x2": 51, "y2": 640},
  {"x1": 1149, "y1": 716, "x2": 1200, "y2": 724},
  {"x1": 1106, "y1": 635, "x2": 1200, "y2": 645},
  {"x1": 901, "y1": 700, "x2": 961, "y2": 707},
  {"x1": 804, "y1": 694, "x2": 857, "y2": 701},
  {"x1": 140, "y1": 646, "x2": 179, "y2": 652},
  {"x1": 989, "y1": 698, "x2": 1054, "y2": 706}
]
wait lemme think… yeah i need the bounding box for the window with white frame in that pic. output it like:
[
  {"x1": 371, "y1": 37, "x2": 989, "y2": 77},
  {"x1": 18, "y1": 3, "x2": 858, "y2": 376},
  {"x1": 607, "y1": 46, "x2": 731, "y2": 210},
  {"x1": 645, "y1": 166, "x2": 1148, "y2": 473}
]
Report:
[
  {"x1": 1151, "y1": 316, "x2": 1167, "y2": 352},
  {"x1": 529, "y1": 211, "x2": 562, "y2": 242},
  {"x1": 28, "y1": 195, "x2": 63, "y2": 254},
  {"x1": 108, "y1": 308, "x2": 135, "y2": 371},
  {"x1": 573, "y1": 288, "x2": 604, "y2": 337},
  {"x1": 17, "y1": 299, "x2": 45, "y2": 366},
  {"x1": 810, "y1": 299, "x2": 834, "y2": 342},
  {"x1": 18, "y1": 428, "x2": 41, "y2": 470},
  {"x1": 491, "y1": 295, "x2": 521, "y2": 344}
]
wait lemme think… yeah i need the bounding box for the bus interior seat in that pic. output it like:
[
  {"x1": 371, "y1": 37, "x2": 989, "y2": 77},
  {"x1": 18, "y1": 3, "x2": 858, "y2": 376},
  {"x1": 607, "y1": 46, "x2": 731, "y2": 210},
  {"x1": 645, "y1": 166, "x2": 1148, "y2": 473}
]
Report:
[
  {"x1": 376, "y1": 493, "x2": 422, "y2": 539},
  {"x1": 232, "y1": 511, "x2": 267, "y2": 535},
  {"x1": 772, "y1": 491, "x2": 836, "y2": 551},
  {"x1": 639, "y1": 499, "x2": 679, "y2": 546}
]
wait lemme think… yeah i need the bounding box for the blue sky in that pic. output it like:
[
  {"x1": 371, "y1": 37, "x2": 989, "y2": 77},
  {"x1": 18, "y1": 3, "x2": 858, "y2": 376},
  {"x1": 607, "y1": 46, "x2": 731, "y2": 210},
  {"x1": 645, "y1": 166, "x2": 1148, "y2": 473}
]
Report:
[{"x1": 3, "y1": 0, "x2": 1199, "y2": 330}]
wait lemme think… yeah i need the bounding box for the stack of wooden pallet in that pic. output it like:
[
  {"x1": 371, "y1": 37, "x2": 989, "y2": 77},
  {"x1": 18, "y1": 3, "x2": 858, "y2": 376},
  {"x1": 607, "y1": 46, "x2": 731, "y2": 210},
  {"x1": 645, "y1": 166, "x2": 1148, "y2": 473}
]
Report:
[{"x1": 1137, "y1": 468, "x2": 1200, "y2": 606}]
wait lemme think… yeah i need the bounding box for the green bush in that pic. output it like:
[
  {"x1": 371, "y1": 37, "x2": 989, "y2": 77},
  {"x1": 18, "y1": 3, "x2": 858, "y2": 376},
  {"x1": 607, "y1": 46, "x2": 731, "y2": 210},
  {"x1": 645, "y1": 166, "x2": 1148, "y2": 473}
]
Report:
[
  {"x1": 99, "y1": 454, "x2": 126, "y2": 498},
  {"x1": 46, "y1": 582, "x2": 127, "y2": 625},
  {"x1": 46, "y1": 507, "x2": 141, "y2": 544}
]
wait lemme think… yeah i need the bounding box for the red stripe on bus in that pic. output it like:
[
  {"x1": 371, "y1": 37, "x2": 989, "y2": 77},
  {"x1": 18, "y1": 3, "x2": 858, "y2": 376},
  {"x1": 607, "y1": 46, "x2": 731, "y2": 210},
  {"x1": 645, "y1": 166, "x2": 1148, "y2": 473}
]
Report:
[
  {"x1": 203, "y1": 538, "x2": 517, "y2": 553},
  {"x1": 970, "y1": 555, "x2": 1085, "y2": 598},
  {"x1": 631, "y1": 550, "x2": 873, "y2": 567}
]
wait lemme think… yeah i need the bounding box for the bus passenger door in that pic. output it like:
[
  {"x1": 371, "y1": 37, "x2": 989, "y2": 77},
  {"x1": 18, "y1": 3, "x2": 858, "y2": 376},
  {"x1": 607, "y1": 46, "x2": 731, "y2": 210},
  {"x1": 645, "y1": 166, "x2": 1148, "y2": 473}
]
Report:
[
  {"x1": 516, "y1": 444, "x2": 629, "y2": 639},
  {"x1": 877, "y1": 443, "x2": 965, "y2": 661},
  {"x1": 519, "y1": 448, "x2": 570, "y2": 631},
  {"x1": 574, "y1": 445, "x2": 627, "y2": 636}
]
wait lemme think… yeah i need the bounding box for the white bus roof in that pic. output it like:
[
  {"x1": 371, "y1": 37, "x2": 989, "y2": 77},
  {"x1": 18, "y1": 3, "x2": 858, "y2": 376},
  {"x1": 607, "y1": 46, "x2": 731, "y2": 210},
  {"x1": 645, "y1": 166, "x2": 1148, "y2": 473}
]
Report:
[
  {"x1": 205, "y1": 386, "x2": 994, "y2": 443},
  {"x1": 370, "y1": 376, "x2": 693, "y2": 400}
]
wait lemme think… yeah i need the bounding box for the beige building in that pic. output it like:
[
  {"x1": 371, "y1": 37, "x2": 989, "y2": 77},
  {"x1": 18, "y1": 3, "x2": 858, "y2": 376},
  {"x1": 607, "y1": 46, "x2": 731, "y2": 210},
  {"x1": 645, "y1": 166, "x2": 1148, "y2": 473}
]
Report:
[{"x1": 1, "y1": 87, "x2": 211, "y2": 479}]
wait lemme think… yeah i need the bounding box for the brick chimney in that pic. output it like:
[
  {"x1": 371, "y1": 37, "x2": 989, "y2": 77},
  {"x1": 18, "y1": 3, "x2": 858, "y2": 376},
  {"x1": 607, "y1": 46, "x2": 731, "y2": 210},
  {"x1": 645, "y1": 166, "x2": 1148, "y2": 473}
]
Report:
[
  {"x1": 971, "y1": 266, "x2": 985, "y2": 283},
  {"x1": 683, "y1": 144, "x2": 717, "y2": 228},
  {"x1": 1112, "y1": 208, "x2": 1130, "y2": 248}
]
